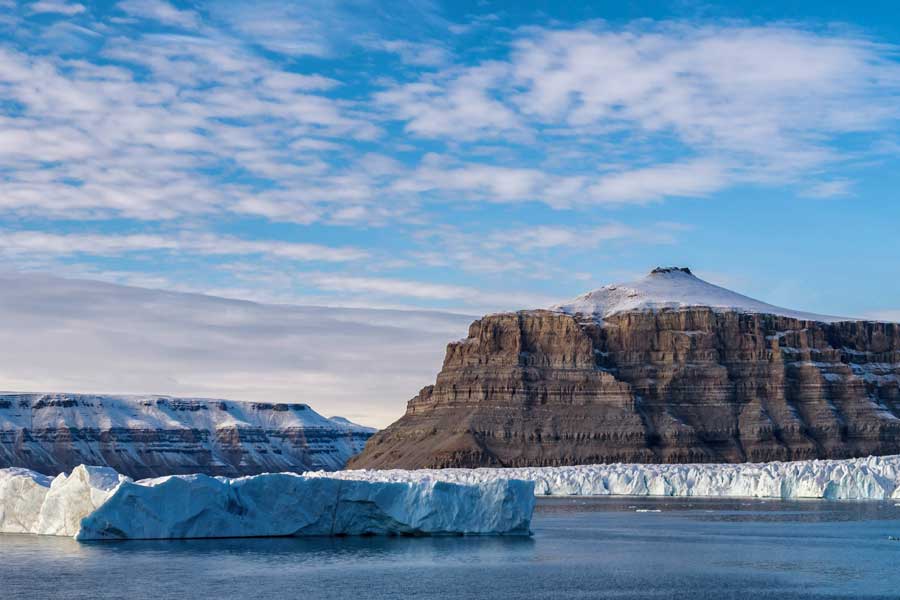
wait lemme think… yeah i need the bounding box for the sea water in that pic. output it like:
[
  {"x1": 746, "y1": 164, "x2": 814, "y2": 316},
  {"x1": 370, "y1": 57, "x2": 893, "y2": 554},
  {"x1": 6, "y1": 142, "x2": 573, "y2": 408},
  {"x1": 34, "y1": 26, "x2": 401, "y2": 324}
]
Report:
[{"x1": 2, "y1": 498, "x2": 899, "y2": 599}]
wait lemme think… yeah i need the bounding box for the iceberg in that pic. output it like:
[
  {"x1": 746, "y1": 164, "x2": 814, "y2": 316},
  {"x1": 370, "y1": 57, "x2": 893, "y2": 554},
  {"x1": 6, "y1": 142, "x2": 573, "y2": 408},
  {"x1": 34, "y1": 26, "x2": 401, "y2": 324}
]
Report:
[
  {"x1": 0, "y1": 465, "x2": 534, "y2": 540},
  {"x1": 0, "y1": 468, "x2": 52, "y2": 534},
  {"x1": 318, "y1": 454, "x2": 900, "y2": 501}
]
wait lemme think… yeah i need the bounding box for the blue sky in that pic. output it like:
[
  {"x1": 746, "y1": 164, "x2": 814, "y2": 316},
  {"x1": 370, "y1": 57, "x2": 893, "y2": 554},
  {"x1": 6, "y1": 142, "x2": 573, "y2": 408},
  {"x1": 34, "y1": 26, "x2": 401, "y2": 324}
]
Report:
[{"x1": 2, "y1": 0, "x2": 900, "y2": 319}]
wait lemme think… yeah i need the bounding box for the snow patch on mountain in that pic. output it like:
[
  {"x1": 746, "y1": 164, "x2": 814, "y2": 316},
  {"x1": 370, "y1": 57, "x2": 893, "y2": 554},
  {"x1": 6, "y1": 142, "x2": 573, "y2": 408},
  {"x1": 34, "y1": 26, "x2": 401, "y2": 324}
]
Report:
[
  {"x1": 0, "y1": 392, "x2": 375, "y2": 477},
  {"x1": 0, "y1": 392, "x2": 373, "y2": 432},
  {"x1": 551, "y1": 267, "x2": 847, "y2": 322}
]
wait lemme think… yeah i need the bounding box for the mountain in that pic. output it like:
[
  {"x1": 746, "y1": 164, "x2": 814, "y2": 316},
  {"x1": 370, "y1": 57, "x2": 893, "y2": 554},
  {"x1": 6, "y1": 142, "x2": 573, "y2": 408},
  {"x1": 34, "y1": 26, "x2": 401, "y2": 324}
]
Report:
[
  {"x1": 551, "y1": 267, "x2": 841, "y2": 322},
  {"x1": 349, "y1": 268, "x2": 900, "y2": 469},
  {"x1": 0, "y1": 392, "x2": 375, "y2": 478}
]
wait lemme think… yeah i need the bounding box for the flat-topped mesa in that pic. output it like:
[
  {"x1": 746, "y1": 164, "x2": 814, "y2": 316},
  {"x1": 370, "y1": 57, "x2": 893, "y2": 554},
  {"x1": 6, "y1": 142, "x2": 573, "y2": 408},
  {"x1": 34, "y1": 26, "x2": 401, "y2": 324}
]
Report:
[
  {"x1": 349, "y1": 269, "x2": 900, "y2": 470},
  {"x1": 0, "y1": 393, "x2": 375, "y2": 478}
]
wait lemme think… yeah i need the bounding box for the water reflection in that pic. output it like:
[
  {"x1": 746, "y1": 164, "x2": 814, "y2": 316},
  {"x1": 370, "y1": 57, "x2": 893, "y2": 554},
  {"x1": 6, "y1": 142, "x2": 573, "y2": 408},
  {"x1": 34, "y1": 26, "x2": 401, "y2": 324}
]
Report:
[{"x1": 2, "y1": 529, "x2": 536, "y2": 566}]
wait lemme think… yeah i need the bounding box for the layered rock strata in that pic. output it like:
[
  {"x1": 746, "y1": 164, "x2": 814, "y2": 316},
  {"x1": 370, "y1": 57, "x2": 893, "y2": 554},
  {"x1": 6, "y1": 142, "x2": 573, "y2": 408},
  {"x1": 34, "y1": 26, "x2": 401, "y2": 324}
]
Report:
[
  {"x1": 351, "y1": 270, "x2": 900, "y2": 469},
  {"x1": 0, "y1": 393, "x2": 374, "y2": 478}
]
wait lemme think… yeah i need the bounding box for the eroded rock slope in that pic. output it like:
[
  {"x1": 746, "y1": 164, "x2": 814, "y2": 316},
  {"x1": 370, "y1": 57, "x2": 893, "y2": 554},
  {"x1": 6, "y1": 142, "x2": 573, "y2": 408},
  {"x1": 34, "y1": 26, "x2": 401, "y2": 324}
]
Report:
[
  {"x1": 0, "y1": 393, "x2": 374, "y2": 478},
  {"x1": 351, "y1": 269, "x2": 900, "y2": 468}
]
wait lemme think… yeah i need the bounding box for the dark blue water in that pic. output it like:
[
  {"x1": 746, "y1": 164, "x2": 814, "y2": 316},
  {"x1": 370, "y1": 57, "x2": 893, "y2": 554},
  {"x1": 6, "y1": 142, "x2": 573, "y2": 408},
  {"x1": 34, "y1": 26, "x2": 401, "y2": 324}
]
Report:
[{"x1": 3, "y1": 498, "x2": 900, "y2": 599}]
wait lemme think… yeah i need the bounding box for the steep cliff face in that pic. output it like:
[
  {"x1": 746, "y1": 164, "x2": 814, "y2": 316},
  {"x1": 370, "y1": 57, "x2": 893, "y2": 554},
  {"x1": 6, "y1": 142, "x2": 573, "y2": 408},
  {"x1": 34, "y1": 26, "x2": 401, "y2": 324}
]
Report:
[
  {"x1": 350, "y1": 270, "x2": 900, "y2": 469},
  {"x1": 0, "y1": 393, "x2": 374, "y2": 478}
]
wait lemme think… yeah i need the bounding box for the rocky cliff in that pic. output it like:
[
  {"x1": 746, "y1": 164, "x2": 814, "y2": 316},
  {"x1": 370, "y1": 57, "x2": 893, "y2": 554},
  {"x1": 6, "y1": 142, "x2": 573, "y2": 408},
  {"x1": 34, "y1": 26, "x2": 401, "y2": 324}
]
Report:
[
  {"x1": 0, "y1": 393, "x2": 374, "y2": 478},
  {"x1": 350, "y1": 269, "x2": 900, "y2": 469}
]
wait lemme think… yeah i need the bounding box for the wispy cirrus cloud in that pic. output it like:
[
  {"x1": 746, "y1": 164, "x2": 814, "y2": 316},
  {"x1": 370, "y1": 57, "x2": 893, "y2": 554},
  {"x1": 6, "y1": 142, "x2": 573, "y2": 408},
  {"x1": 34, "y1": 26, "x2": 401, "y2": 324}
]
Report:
[
  {"x1": 28, "y1": 0, "x2": 85, "y2": 15},
  {"x1": 377, "y1": 23, "x2": 900, "y2": 205},
  {"x1": 0, "y1": 13, "x2": 381, "y2": 222},
  {"x1": 3, "y1": 10, "x2": 898, "y2": 224},
  {"x1": 801, "y1": 179, "x2": 855, "y2": 198},
  {"x1": 0, "y1": 271, "x2": 473, "y2": 426},
  {"x1": 306, "y1": 272, "x2": 561, "y2": 311},
  {"x1": 1, "y1": 4, "x2": 900, "y2": 316},
  {"x1": 584, "y1": 160, "x2": 728, "y2": 205},
  {"x1": 408, "y1": 221, "x2": 688, "y2": 281},
  {"x1": 116, "y1": 0, "x2": 198, "y2": 28},
  {"x1": 0, "y1": 230, "x2": 370, "y2": 262}
]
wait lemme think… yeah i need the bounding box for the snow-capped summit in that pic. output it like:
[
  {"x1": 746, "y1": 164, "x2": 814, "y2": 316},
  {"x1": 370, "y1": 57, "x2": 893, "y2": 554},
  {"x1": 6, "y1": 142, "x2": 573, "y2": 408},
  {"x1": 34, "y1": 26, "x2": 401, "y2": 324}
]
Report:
[{"x1": 551, "y1": 267, "x2": 846, "y2": 322}]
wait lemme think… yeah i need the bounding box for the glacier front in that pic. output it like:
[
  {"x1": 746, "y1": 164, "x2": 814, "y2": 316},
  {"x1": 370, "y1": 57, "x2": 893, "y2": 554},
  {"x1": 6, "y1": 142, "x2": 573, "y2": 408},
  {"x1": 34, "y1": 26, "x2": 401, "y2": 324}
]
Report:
[
  {"x1": 319, "y1": 454, "x2": 900, "y2": 501},
  {"x1": 0, "y1": 465, "x2": 534, "y2": 540}
]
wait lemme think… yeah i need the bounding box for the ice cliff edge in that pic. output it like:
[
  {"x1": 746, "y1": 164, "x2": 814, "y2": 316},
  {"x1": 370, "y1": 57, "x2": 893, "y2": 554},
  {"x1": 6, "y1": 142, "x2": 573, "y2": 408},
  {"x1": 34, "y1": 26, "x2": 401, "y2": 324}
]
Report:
[{"x1": 0, "y1": 465, "x2": 535, "y2": 540}]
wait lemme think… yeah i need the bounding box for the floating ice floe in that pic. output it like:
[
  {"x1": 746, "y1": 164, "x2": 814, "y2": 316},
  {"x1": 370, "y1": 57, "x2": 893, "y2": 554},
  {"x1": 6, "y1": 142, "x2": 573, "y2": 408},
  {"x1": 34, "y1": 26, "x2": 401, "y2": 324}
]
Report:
[
  {"x1": 316, "y1": 454, "x2": 900, "y2": 501},
  {"x1": 0, "y1": 465, "x2": 534, "y2": 540}
]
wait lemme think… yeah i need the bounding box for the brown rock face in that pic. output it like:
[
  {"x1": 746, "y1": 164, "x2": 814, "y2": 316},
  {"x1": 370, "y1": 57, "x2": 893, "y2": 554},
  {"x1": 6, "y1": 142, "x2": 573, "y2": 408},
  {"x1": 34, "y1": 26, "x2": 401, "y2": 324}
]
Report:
[{"x1": 349, "y1": 309, "x2": 900, "y2": 469}]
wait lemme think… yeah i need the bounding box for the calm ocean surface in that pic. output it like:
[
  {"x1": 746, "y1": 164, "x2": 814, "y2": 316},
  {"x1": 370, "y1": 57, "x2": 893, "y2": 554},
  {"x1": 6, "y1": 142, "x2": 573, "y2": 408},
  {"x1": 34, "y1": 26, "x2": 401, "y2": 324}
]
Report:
[{"x1": 3, "y1": 497, "x2": 900, "y2": 599}]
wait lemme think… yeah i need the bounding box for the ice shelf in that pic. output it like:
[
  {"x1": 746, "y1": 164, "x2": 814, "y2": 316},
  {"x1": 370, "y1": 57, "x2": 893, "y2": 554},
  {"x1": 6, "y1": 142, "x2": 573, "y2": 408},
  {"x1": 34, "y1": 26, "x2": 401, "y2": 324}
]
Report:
[
  {"x1": 317, "y1": 454, "x2": 900, "y2": 500},
  {"x1": 0, "y1": 465, "x2": 535, "y2": 540}
]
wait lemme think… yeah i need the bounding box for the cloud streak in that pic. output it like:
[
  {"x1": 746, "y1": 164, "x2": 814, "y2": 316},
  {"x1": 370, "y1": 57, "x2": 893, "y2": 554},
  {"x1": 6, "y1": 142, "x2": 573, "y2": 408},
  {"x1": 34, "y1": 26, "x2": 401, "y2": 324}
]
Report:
[
  {"x1": 1, "y1": 5, "x2": 899, "y2": 321},
  {"x1": 0, "y1": 230, "x2": 369, "y2": 262},
  {"x1": 2, "y1": 12, "x2": 897, "y2": 224},
  {"x1": 0, "y1": 271, "x2": 475, "y2": 427}
]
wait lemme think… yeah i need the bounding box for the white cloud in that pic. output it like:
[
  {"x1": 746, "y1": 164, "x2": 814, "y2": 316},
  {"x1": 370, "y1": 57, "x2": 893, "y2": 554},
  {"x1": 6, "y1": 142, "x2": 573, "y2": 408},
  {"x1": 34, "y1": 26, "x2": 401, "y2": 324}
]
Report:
[
  {"x1": 802, "y1": 179, "x2": 855, "y2": 198},
  {"x1": 205, "y1": 0, "x2": 341, "y2": 57},
  {"x1": 28, "y1": 1, "x2": 85, "y2": 15},
  {"x1": 409, "y1": 221, "x2": 686, "y2": 279},
  {"x1": 394, "y1": 158, "x2": 548, "y2": 201},
  {"x1": 393, "y1": 157, "x2": 727, "y2": 206},
  {"x1": 488, "y1": 222, "x2": 684, "y2": 250},
  {"x1": 377, "y1": 23, "x2": 900, "y2": 204},
  {"x1": 510, "y1": 25, "x2": 900, "y2": 166},
  {"x1": 0, "y1": 230, "x2": 369, "y2": 262},
  {"x1": 117, "y1": 0, "x2": 199, "y2": 28},
  {"x1": 1, "y1": 14, "x2": 899, "y2": 253},
  {"x1": 586, "y1": 160, "x2": 728, "y2": 204},
  {"x1": 376, "y1": 62, "x2": 523, "y2": 139},
  {"x1": 309, "y1": 274, "x2": 474, "y2": 300},
  {"x1": 0, "y1": 271, "x2": 473, "y2": 427},
  {"x1": 363, "y1": 38, "x2": 450, "y2": 67},
  {"x1": 307, "y1": 273, "x2": 560, "y2": 311},
  {"x1": 0, "y1": 27, "x2": 380, "y2": 221}
]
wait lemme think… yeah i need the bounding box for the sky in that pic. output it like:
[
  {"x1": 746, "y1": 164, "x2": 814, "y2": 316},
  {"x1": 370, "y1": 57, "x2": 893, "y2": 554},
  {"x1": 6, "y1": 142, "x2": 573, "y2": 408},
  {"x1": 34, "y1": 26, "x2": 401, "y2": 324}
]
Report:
[
  {"x1": 1, "y1": 1, "x2": 900, "y2": 425},
  {"x1": 0, "y1": 272, "x2": 471, "y2": 426}
]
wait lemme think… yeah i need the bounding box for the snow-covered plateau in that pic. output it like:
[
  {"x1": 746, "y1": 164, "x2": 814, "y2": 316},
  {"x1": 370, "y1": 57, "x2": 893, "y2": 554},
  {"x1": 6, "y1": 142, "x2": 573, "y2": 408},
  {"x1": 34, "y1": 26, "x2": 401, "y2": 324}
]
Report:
[
  {"x1": 321, "y1": 454, "x2": 900, "y2": 501},
  {"x1": 0, "y1": 465, "x2": 535, "y2": 540},
  {"x1": 0, "y1": 392, "x2": 376, "y2": 478}
]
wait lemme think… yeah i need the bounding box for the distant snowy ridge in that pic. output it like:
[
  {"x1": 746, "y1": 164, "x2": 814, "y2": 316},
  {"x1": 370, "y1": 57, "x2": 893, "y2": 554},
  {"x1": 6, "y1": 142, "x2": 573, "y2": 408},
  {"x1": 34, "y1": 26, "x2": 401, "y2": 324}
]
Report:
[
  {"x1": 320, "y1": 454, "x2": 900, "y2": 501},
  {"x1": 550, "y1": 267, "x2": 847, "y2": 322},
  {"x1": 0, "y1": 392, "x2": 375, "y2": 477},
  {"x1": 0, "y1": 392, "x2": 376, "y2": 433},
  {"x1": 0, "y1": 465, "x2": 534, "y2": 540}
]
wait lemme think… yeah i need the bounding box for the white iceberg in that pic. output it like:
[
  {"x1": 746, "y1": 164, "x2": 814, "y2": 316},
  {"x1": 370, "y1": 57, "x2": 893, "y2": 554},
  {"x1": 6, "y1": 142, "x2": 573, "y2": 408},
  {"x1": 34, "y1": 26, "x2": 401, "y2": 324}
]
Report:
[
  {"x1": 317, "y1": 454, "x2": 900, "y2": 501},
  {"x1": 0, "y1": 468, "x2": 53, "y2": 533},
  {"x1": 0, "y1": 465, "x2": 126, "y2": 536},
  {"x1": 0, "y1": 465, "x2": 534, "y2": 540}
]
